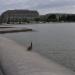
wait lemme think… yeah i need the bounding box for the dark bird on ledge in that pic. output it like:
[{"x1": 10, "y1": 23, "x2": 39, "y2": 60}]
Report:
[{"x1": 27, "y1": 42, "x2": 32, "y2": 51}]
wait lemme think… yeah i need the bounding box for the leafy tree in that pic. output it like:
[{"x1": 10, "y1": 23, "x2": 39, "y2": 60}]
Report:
[
  {"x1": 34, "y1": 18, "x2": 40, "y2": 22},
  {"x1": 47, "y1": 14, "x2": 57, "y2": 22}
]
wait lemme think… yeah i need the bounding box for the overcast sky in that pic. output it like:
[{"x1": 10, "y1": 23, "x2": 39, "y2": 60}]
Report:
[{"x1": 0, "y1": 0, "x2": 75, "y2": 15}]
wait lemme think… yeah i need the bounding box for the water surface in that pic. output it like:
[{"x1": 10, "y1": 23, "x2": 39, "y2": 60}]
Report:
[{"x1": 1, "y1": 23, "x2": 75, "y2": 71}]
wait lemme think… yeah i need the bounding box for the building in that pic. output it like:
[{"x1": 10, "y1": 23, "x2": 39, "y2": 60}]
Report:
[{"x1": 1, "y1": 10, "x2": 39, "y2": 24}]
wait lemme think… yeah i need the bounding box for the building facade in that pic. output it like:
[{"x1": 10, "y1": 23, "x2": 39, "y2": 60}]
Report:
[{"x1": 1, "y1": 10, "x2": 39, "y2": 24}]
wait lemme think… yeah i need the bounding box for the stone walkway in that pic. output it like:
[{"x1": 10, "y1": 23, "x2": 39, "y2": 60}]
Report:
[{"x1": 0, "y1": 37, "x2": 75, "y2": 75}]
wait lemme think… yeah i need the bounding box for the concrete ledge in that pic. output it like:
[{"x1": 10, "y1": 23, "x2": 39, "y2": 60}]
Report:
[
  {"x1": 0, "y1": 37, "x2": 75, "y2": 75},
  {"x1": 0, "y1": 27, "x2": 33, "y2": 34}
]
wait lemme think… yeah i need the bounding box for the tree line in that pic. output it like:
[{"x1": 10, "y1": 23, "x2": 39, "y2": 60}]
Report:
[{"x1": 39, "y1": 14, "x2": 75, "y2": 23}]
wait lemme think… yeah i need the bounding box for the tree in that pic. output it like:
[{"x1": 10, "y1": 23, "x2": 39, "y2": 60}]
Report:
[
  {"x1": 34, "y1": 18, "x2": 40, "y2": 22},
  {"x1": 47, "y1": 14, "x2": 57, "y2": 22}
]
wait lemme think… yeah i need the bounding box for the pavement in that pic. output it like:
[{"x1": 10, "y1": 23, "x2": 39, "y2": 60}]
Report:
[{"x1": 0, "y1": 37, "x2": 75, "y2": 75}]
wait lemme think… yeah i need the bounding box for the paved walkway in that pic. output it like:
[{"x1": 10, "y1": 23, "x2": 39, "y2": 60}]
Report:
[{"x1": 0, "y1": 37, "x2": 75, "y2": 75}]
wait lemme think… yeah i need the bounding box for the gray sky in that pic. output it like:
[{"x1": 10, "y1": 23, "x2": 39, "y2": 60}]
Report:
[{"x1": 0, "y1": 0, "x2": 75, "y2": 15}]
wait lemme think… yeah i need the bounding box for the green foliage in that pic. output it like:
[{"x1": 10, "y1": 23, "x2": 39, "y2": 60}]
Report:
[
  {"x1": 34, "y1": 18, "x2": 40, "y2": 22},
  {"x1": 39, "y1": 14, "x2": 75, "y2": 22},
  {"x1": 47, "y1": 14, "x2": 57, "y2": 22}
]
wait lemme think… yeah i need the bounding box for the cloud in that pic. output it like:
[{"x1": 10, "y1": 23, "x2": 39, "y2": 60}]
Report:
[
  {"x1": 0, "y1": 0, "x2": 75, "y2": 14},
  {"x1": 27, "y1": 0, "x2": 75, "y2": 9},
  {"x1": 39, "y1": 5, "x2": 75, "y2": 15}
]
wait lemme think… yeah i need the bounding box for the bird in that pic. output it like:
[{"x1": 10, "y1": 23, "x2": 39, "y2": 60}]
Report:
[{"x1": 27, "y1": 42, "x2": 32, "y2": 51}]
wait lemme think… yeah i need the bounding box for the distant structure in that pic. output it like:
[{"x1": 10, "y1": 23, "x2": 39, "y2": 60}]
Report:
[
  {"x1": 1, "y1": 10, "x2": 75, "y2": 24},
  {"x1": 1, "y1": 10, "x2": 39, "y2": 24}
]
